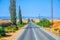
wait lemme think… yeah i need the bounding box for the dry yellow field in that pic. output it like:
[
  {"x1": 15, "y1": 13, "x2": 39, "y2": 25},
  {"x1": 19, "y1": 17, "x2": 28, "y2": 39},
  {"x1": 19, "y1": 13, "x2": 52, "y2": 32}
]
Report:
[
  {"x1": 50, "y1": 20, "x2": 60, "y2": 29},
  {"x1": 33, "y1": 19, "x2": 40, "y2": 22},
  {"x1": 16, "y1": 19, "x2": 28, "y2": 23},
  {"x1": 0, "y1": 19, "x2": 28, "y2": 25}
]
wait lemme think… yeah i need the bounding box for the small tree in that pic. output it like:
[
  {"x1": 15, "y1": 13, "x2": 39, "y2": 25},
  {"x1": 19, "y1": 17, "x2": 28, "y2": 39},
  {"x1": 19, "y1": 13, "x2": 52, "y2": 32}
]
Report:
[
  {"x1": 18, "y1": 6, "x2": 22, "y2": 24},
  {"x1": 37, "y1": 18, "x2": 52, "y2": 28},
  {"x1": 31, "y1": 19, "x2": 34, "y2": 22},
  {"x1": 28, "y1": 18, "x2": 30, "y2": 22}
]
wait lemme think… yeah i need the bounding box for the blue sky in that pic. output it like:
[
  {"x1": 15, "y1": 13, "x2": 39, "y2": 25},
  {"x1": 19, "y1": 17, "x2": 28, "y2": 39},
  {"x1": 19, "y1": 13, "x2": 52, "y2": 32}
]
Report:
[{"x1": 0, "y1": 0, "x2": 60, "y2": 19}]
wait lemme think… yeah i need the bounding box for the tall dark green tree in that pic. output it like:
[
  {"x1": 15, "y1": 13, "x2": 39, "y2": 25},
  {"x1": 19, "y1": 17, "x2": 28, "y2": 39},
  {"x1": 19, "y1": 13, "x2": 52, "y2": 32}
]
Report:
[
  {"x1": 18, "y1": 6, "x2": 22, "y2": 24},
  {"x1": 28, "y1": 18, "x2": 30, "y2": 22},
  {"x1": 10, "y1": 0, "x2": 16, "y2": 25}
]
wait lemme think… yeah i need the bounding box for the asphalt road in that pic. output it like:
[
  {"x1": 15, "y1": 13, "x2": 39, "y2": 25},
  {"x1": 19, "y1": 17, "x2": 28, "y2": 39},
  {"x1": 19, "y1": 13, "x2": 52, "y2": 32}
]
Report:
[{"x1": 13, "y1": 22, "x2": 56, "y2": 40}]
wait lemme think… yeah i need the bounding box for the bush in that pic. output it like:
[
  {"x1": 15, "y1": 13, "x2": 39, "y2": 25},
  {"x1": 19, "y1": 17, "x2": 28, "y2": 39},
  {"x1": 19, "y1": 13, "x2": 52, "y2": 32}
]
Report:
[
  {"x1": 17, "y1": 22, "x2": 27, "y2": 28},
  {"x1": 37, "y1": 18, "x2": 52, "y2": 28},
  {"x1": 12, "y1": 25, "x2": 18, "y2": 30},
  {"x1": 0, "y1": 26, "x2": 5, "y2": 37},
  {"x1": 5, "y1": 25, "x2": 18, "y2": 33},
  {"x1": 54, "y1": 29, "x2": 58, "y2": 31},
  {"x1": 17, "y1": 22, "x2": 23, "y2": 28},
  {"x1": 58, "y1": 29, "x2": 60, "y2": 33},
  {"x1": 54, "y1": 29, "x2": 60, "y2": 33}
]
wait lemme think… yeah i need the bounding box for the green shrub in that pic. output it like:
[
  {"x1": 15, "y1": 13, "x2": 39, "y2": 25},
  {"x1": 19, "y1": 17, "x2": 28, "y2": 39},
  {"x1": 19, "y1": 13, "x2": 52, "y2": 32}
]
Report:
[
  {"x1": 0, "y1": 26, "x2": 5, "y2": 37},
  {"x1": 17, "y1": 23, "x2": 23, "y2": 27},
  {"x1": 54, "y1": 29, "x2": 60, "y2": 33},
  {"x1": 5, "y1": 25, "x2": 18, "y2": 33},
  {"x1": 54, "y1": 29, "x2": 58, "y2": 31},
  {"x1": 5, "y1": 26, "x2": 13, "y2": 33},
  {"x1": 12, "y1": 25, "x2": 18, "y2": 30},
  {"x1": 37, "y1": 18, "x2": 52, "y2": 28},
  {"x1": 17, "y1": 22, "x2": 27, "y2": 28},
  {"x1": 58, "y1": 29, "x2": 60, "y2": 33}
]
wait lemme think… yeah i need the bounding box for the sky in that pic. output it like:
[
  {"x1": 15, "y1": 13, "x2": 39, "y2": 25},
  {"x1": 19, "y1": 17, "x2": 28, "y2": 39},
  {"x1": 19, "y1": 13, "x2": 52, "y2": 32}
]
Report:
[{"x1": 0, "y1": 0, "x2": 60, "y2": 19}]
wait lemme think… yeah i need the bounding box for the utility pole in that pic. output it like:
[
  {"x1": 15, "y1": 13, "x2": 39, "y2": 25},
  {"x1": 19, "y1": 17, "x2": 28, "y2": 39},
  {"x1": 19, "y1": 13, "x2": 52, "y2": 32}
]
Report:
[
  {"x1": 51, "y1": 0, "x2": 53, "y2": 24},
  {"x1": 38, "y1": 14, "x2": 40, "y2": 20}
]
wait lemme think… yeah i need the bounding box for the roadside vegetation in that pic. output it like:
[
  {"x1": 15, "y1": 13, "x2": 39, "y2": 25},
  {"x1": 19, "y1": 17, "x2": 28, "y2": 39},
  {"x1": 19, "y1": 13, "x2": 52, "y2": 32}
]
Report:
[
  {"x1": 5, "y1": 25, "x2": 18, "y2": 33},
  {"x1": 0, "y1": 26, "x2": 5, "y2": 37},
  {"x1": 36, "y1": 18, "x2": 52, "y2": 28},
  {"x1": 33, "y1": 18, "x2": 60, "y2": 36},
  {"x1": 0, "y1": 0, "x2": 28, "y2": 38},
  {"x1": 54, "y1": 28, "x2": 60, "y2": 34}
]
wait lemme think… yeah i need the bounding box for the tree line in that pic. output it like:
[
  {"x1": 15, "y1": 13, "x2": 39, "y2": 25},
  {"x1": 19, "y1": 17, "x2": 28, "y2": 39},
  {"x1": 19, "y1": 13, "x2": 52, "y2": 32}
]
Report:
[
  {"x1": 10, "y1": 0, "x2": 22, "y2": 26},
  {"x1": 0, "y1": 0, "x2": 23, "y2": 37}
]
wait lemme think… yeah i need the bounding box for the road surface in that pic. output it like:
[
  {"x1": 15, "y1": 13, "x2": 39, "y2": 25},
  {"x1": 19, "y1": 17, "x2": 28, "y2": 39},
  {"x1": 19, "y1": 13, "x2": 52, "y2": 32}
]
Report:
[{"x1": 13, "y1": 22, "x2": 57, "y2": 40}]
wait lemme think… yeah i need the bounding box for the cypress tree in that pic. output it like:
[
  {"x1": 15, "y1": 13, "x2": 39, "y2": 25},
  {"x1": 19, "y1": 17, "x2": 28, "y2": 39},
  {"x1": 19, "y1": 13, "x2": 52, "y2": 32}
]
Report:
[
  {"x1": 18, "y1": 6, "x2": 22, "y2": 24},
  {"x1": 28, "y1": 18, "x2": 30, "y2": 22},
  {"x1": 10, "y1": 0, "x2": 16, "y2": 25}
]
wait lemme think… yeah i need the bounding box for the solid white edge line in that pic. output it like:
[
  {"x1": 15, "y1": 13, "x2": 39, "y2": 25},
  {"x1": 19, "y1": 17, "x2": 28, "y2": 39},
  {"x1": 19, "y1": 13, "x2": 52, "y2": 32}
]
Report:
[
  {"x1": 39, "y1": 28, "x2": 60, "y2": 40},
  {"x1": 34, "y1": 24, "x2": 60, "y2": 40},
  {"x1": 12, "y1": 24, "x2": 29, "y2": 40},
  {"x1": 32, "y1": 23, "x2": 60, "y2": 40},
  {"x1": 33, "y1": 28, "x2": 38, "y2": 40}
]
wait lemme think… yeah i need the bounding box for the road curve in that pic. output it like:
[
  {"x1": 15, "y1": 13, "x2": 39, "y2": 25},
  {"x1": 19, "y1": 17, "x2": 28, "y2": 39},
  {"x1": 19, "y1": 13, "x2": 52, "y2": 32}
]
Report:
[{"x1": 13, "y1": 22, "x2": 57, "y2": 40}]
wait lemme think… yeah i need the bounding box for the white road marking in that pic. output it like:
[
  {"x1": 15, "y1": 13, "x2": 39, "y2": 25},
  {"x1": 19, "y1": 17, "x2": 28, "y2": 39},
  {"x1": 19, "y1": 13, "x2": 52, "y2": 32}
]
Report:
[
  {"x1": 12, "y1": 24, "x2": 29, "y2": 40},
  {"x1": 33, "y1": 28, "x2": 38, "y2": 40},
  {"x1": 34, "y1": 24, "x2": 59, "y2": 40},
  {"x1": 37, "y1": 25, "x2": 59, "y2": 40}
]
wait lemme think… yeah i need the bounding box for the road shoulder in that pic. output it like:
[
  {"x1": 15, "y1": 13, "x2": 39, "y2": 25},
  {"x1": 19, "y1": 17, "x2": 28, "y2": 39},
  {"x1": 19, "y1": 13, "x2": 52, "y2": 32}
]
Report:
[
  {"x1": 0, "y1": 24, "x2": 28, "y2": 40},
  {"x1": 33, "y1": 23, "x2": 60, "y2": 40}
]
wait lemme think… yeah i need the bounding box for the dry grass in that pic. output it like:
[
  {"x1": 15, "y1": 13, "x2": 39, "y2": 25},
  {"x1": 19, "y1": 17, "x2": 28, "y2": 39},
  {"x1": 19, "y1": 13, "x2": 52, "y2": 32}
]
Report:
[
  {"x1": 0, "y1": 19, "x2": 28, "y2": 26},
  {"x1": 49, "y1": 20, "x2": 60, "y2": 37},
  {"x1": 0, "y1": 19, "x2": 28, "y2": 23},
  {"x1": 43, "y1": 27, "x2": 60, "y2": 37},
  {"x1": 0, "y1": 20, "x2": 10, "y2": 25},
  {"x1": 33, "y1": 19, "x2": 40, "y2": 22},
  {"x1": 45, "y1": 20, "x2": 60, "y2": 37},
  {"x1": 16, "y1": 19, "x2": 28, "y2": 23}
]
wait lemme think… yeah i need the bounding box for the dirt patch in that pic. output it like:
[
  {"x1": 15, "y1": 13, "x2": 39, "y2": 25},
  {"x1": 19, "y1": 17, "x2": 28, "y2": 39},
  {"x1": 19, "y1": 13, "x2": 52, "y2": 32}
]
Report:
[
  {"x1": 43, "y1": 27, "x2": 60, "y2": 37},
  {"x1": 42, "y1": 20, "x2": 60, "y2": 37}
]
